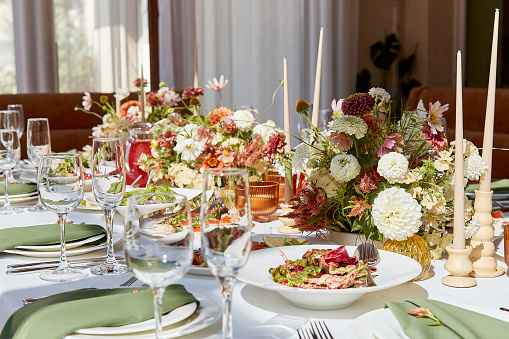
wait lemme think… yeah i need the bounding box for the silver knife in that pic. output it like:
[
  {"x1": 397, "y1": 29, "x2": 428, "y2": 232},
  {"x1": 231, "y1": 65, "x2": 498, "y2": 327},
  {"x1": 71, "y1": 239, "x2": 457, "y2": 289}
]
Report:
[
  {"x1": 7, "y1": 256, "x2": 123, "y2": 269},
  {"x1": 6, "y1": 261, "x2": 126, "y2": 275}
]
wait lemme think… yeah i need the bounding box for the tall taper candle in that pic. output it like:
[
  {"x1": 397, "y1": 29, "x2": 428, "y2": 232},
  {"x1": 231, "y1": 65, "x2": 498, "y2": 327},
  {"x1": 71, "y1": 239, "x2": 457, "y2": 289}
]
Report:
[
  {"x1": 115, "y1": 49, "x2": 120, "y2": 117},
  {"x1": 479, "y1": 8, "x2": 499, "y2": 192},
  {"x1": 454, "y1": 51, "x2": 465, "y2": 250},
  {"x1": 194, "y1": 40, "x2": 199, "y2": 88},
  {"x1": 311, "y1": 28, "x2": 324, "y2": 127},
  {"x1": 283, "y1": 58, "x2": 292, "y2": 203},
  {"x1": 140, "y1": 65, "x2": 146, "y2": 123}
]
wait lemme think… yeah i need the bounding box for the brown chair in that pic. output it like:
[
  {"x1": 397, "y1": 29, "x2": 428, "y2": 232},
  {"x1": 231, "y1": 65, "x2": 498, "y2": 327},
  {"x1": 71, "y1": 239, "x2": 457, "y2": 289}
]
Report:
[
  {"x1": 0, "y1": 92, "x2": 136, "y2": 158},
  {"x1": 406, "y1": 86, "x2": 509, "y2": 180}
]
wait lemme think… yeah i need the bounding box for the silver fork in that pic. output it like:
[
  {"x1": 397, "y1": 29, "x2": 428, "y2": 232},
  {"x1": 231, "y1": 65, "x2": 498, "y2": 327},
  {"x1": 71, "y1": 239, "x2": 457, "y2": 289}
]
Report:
[
  {"x1": 297, "y1": 321, "x2": 334, "y2": 339},
  {"x1": 354, "y1": 241, "x2": 379, "y2": 287},
  {"x1": 119, "y1": 276, "x2": 137, "y2": 287}
]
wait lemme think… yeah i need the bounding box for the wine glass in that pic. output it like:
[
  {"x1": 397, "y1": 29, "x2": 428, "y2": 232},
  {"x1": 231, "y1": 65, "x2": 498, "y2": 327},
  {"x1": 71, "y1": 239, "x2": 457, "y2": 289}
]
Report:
[
  {"x1": 0, "y1": 129, "x2": 22, "y2": 215},
  {"x1": 7, "y1": 104, "x2": 25, "y2": 139},
  {"x1": 26, "y1": 118, "x2": 51, "y2": 212},
  {"x1": 38, "y1": 153, "x2": 87, "y2": 282},
  {"x1": 124, "y1": 193, "x2": 193, "y2": 339},
  {"x1": 200, "y1": 168, "x2": 252, "y2": 339},
  {"x1": 90, "y1": 137, "x2": 128, "y2": 275},
  {"x1": 0, "y1": 110, "x2": 20, "y2": 183}
]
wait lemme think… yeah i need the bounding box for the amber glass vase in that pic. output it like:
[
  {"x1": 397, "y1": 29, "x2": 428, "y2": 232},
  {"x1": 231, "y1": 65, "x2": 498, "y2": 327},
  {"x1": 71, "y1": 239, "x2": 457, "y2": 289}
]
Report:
[
  {"x1": 235, "y1": 181, "x2": 279, "y2": 222},
  {"x1": 262, "y1": 171, "x2": 285, "y2": 203},
  {"x1": 382, "y1": 234, "x2": 432, "y2": 281}
]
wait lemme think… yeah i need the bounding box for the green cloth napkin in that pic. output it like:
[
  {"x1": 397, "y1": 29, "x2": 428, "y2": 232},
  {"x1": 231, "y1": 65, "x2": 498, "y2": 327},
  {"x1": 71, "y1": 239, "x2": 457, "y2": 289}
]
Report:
[
  {"x1": 0, "y1": 223, "x2": 106, "y2": 252},
  {"x1": 465, "y1": 179, "x2": 509, "y2": 194},
  {"x1": 0, "y1": 183, "x2": 37, "y2": 196},
  {"x1": 385, "y1": 299, "x2": 509, "y2": 339},
  {"x1": 0, "y1": 285, "x2": 199, "y2": 339}
]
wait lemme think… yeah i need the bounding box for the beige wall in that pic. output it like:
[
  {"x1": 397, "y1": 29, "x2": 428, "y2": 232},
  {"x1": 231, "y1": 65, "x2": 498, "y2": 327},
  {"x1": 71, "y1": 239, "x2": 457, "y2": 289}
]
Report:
[{"x1": 358, "y1": 0, "x2": 458, "y2": 94}]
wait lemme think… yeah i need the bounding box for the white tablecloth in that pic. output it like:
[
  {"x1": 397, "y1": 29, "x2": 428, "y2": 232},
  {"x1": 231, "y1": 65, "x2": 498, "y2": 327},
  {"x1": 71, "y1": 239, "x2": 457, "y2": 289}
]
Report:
[{"x1": 1, "y1": 207, "x2": 509, "y2": 338}]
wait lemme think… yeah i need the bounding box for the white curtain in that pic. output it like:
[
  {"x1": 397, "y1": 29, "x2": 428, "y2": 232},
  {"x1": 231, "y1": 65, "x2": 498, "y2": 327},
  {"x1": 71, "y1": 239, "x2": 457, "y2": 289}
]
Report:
[{"x1": 159, "y1": 0, "x2": 359, "y2": 145}]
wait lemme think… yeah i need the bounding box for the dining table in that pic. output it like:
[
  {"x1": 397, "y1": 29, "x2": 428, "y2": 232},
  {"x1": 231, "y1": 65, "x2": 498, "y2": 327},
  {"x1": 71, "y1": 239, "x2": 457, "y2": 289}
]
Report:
[{"x1": 1, "y1": 195, "x2": 509, "y2": 339}]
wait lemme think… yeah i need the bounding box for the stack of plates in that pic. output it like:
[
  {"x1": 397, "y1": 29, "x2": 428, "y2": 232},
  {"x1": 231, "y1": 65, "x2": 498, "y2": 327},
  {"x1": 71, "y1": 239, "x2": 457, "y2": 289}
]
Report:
[
  {"x1": 66, "y1": 294, "x2": 220, "y2": 339},
  {"x1": 349, "y1": 304, "x2": 509, "y2": 339},
  {"x1": 4, "y1": 232, "x2": 122, "y2": 258},
  {"x1": 0, "y1": 189, "x2": 38, "y2": 204}
]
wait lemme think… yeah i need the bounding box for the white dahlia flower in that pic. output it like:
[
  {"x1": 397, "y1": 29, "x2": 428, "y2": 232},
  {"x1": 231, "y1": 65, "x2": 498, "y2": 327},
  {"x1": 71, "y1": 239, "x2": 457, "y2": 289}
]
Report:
[
  {"x1": 177, "y1": 123, "x2": 199, "y2": 142},
  {"x1": 174, "y1": 138, "x2": 204, "y2": 161},
  {"x1": 233, "y1": 109, "x2": 255, "y2": 131},
  {"x1": 330, "y1": 153, "x2": 361, "y2": 183},
  {"x1": 463, "y1": 155, "x2": 487, "y2": 181},
  {"x1": 372, "y1": 187, "x2": 422, "y2": 241},
  {"x1": 377, "y1": 152, "x2": 409, "y2": 184},
  {"x1": 368, "y1": 87, "x2": 391, "y2": 103},
  {"x1": 293, "y1": 143, "x2": 312, "y2": 169},
  {"x1": 253, "y1": 120, "x2": 277, "y2": 143},
  {"x1": 329, "y1": 115, "x2": 368, "y2": 139}
]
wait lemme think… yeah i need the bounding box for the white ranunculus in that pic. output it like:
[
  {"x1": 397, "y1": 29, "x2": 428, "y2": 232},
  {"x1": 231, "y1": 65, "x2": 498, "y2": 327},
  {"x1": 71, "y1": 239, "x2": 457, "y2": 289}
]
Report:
[
  {"x1": 253, "y1": 120, "x2": 277, "y2": 143},
  {"x1": 463, "y1": 155, "x2": 487, "y2": 181},
  {"x1": 174, "y1": 138, "x2": 204, "y2": 161},
  {"x1": 233, "y1": 110, "x2": 255, "y2": 131},
  {"x1": 368, "y1": 87, "x2": 391, "y2": 103},
  {"x1": 377, "y1": 152, "x2": 409, "y2": 184},
  {"x1": 293, "y1": 143, "x2": 312, "y2": 170},
  {"x1": 372, "y1": 187, "x2": 422, "y2": 241},
  {"x1": 329, "y1": 153, "x2": 361, "y2": 183},
  {"x1": 329, "y1": 115, "x2": 368, "y2": 139}
]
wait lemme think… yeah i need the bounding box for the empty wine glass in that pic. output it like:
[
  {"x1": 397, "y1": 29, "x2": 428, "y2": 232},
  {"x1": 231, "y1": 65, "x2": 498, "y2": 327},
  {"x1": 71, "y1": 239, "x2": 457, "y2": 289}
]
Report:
[
  {"x1": 91, "y1": 137, "x2": 128, "y2": 275},
  {"x1": 27, "y1": 118, "x2": 51, "y2": 212},
  {"x1": 0, "y1": 129, "x2": 22, "y2": 215},
  {"x1": 0, "y1": 110, "x2": 20, "y2": 183},
  {"x1": 38, "y1": 153, "x2": 87, "y2": 282},
  {"x1": 7, "y1": 104, "x2": 25, "y2": 139},
  {"x1": 124, "y1": 193, "x2": 193, "y2": 339},
  {"x1": 201, "y1": 168, "x2": 252, "y2": 339}
]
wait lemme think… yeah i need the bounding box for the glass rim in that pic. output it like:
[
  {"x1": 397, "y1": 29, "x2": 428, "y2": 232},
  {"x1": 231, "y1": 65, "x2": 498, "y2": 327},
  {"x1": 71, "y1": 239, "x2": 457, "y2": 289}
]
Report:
[
  {"x1": 41, "y1": 153, "x2": 80, "y2": 159},
  {"x1": 93, "y1": 137, "x2": 121, "y2": 143},
  {"x1": 0, "y1": 128, "x2": 19, "y2": 134},
  {"x1": 7, "y1": 104, "x2": 22, "y2": 108},
  {"x1": 0, "y1": 110, "x2": 15, "y2": 114},
  {"x1": 204, "y1": 167, "x2": 248, "y2": 176},
  {"x1": 27, "y1": 117, "x2": 49, "y2": 122}
]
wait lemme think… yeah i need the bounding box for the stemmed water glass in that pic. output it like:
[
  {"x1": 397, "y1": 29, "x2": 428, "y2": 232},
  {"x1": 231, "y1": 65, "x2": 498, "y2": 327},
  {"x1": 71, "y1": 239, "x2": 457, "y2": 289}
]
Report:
[
  {"x1": 38, "y1": 153, "x2": 87, "y2": 282},
  {"x1": 91, "y1": 137, "x2": 128, "y2": 275},
  {"x1": 124, "y1": 193, "x2": 193, "y2": 339},
  {"x1": 7, "y1": 104, "x2": 25, "y2": 139},
  {"x1": 0, "y1": 129, "x2": 22, "y2": 215},
  {"x1": 26, "y1": 118, "x2": 51, "y2": 212},
  {"x1": 0, "y1": 110, "x2": 20, "y2": 183},
  {"x1": 200, "y1": 168, "x2": 252, "y2": 339}
]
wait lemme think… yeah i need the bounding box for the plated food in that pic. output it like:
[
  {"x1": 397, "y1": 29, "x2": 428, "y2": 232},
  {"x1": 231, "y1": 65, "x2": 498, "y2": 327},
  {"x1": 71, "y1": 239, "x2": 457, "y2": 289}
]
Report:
[{"x1": 269, "y1": 246, "x2": 370, "y2": 289}]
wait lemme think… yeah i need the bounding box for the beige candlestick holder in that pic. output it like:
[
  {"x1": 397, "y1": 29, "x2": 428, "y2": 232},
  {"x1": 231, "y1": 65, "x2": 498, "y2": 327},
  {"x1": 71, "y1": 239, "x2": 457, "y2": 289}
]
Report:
[
  {"x1": 278, "y1": 203, "x2": 300, "y2": 234},
  {"x1": 469, "y1": 190, "x2": 504, "y2": 277},
  {"x1": 442, "y1": 245, "x2": 477, "y2": 287}
]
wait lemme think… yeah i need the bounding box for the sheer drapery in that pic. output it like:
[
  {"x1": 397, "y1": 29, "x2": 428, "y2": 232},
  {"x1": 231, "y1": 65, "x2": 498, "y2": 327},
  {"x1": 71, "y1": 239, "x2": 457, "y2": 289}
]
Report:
[
  {"x1": 158, "y1": 0, "x2": 359, "y2": 144},
  {"x1": 12, "y1": 0, "x2": 145, "y2": 93}
]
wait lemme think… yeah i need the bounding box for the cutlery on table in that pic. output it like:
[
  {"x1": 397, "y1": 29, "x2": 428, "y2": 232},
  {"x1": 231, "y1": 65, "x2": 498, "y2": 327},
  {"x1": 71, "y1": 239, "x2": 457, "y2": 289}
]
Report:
[
  {"x1": 354, "y1": 241, "x2": 379, "y2": 287},
  {"x1": 22, "y1": 288, "x2": 97, "y2": 305},
  {"x1": 6, "y1": 261, "x2": 126, "y2": 275},
  {"x1": 297, "y1": 321, "x2": 334, "y2": 339}
]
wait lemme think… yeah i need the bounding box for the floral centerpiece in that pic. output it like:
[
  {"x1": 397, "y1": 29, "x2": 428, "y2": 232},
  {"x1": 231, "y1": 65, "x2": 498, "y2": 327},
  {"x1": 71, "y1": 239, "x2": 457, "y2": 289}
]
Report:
[
  {"x1": 137, "y1": 76, "x2": 287, "y2": 189},
  {"x1": 284, "y1": 88, "x2": 485, "y2": 260}
]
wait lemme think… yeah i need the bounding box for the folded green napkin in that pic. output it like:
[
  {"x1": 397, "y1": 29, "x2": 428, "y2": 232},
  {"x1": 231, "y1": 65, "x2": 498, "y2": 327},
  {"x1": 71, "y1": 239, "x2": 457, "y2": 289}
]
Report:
[
  {"x1": 0, "y1": 183, "x2": 37, "y2": 196},
  {"x1": 0, "y1": 285, "x2": 199, "y2": 339},
  {"x1": 385, "y1": 299, "x2": 509, "y2": 339},
  {"x1": 466, "y1": 179, "x2": 509, "y2": 194},
  {"x1": 0, "y1": 223, "x2": 106, "y2": 252}
]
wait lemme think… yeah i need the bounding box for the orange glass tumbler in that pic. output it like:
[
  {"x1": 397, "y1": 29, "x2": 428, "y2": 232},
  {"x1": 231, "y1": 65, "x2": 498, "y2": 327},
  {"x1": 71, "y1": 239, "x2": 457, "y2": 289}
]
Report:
[
  {"x1": 263, "y1": 171, "x2": 285, "y2": 203},
  {"x1": 236, "y1": 181, "x2": 279, "y2": 222}
]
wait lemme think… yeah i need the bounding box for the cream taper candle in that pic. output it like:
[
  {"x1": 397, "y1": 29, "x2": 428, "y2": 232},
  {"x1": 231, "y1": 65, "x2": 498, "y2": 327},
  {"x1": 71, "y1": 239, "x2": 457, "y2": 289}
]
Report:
[
  {"x1": 453, "y1": 51, "x2": 465, "y2": 250},
  {"x1": 140, "y1": 65, "x2": 146, "y2": 123},
  {"x1": 479, "y1": 9, "x2": 499, "y2": 192},
  {"x1": 115, "y1": 49, "x2": 120, "y2": 117},
  {"x1": 283, "y1": 57, "x2": 292, "y2": 203},
  {"x1": 194, "y1": 40, "x2": 199, "y2": 88},
  {"x1": 311, "y1": 28, "x2": 324, "y2": 127}
]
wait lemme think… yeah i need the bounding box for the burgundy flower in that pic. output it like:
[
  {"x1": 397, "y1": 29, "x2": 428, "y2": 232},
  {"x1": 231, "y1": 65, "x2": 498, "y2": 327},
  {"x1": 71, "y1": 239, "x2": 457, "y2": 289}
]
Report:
[
  {"x1": 377, "y1": 133, "x2": 404, "y2": 157},
  {"x1": 341, "y1": 93, "x2": 375, "y2": 117},
  {"x1": 133, "y1": 78, "x2": 148, "y2": 87},
  {"x1": 422, "y1": 123, "x2": 448, "y2": 151},
  {"x1": 181, "y1": 87, "x2": 204, "y2": 100},
  {"x1": 261, "y1": 133, "x2": 286, "y2": 164},
  {"x1": 282, "y1": 184, "x2": 328, "y2": 232},
  {"x1": 147, "y1": 92, "x2": 163, "y2": 107}
]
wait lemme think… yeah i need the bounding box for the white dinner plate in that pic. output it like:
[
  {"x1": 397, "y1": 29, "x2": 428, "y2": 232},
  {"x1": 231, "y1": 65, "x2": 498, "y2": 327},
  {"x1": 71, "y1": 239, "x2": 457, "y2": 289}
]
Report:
[
  {"x1": 367, "y1": 305, "x2": 509, "y2": 339},
  {"x1": 15, "y1": 234, "x2": 106, "y2": 251},
  {"x1": 19, "y1": 173, "x2": 37, "y2": 183},
  {"x1": 66, "y1": 294, "x2": 220, "y2": 339},
  {"x1": 0, "y1": 191, "x2": 38, "y2": 200},
  {"x1": 76, "y1": 302, "x2": 198, "y2": 335},
  {"x1": 238, "y1": 245, "x2": 421, "y2": 310},
  {"x1": 4, "y1": 232, "x2": 122, "y2": 258},
  {"x1": 187, "y1": 234, "x2": 337, "y2": 276},
  {"x1": 0, "y1": 194, "x2": 38, "y2": 204}
]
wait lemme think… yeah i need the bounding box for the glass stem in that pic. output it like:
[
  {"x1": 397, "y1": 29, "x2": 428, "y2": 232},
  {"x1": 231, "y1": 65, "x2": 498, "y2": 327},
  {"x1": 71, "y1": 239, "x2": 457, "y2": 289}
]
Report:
[
  {"x1": 218, "y1": 275, "x2": 236, "y2": 339},
  {"x1": 57, "y1": 213, "x2": 70, "y2": 271},
  {"x1": 3, "y1": 170, "x2": 11, "y2": 208},
  {"x1": 152, "y1": 287, "x2": 165, "y2": 339},
  {"x1": 104, "y1": 207, "x2": 117, "y2": 265}
]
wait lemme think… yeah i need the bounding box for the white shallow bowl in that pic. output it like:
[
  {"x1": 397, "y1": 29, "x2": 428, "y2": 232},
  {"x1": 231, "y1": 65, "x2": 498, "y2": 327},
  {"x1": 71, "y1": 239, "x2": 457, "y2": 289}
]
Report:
[{"x1": 237, "y1": 245, "x2": 421, "y2": 310}]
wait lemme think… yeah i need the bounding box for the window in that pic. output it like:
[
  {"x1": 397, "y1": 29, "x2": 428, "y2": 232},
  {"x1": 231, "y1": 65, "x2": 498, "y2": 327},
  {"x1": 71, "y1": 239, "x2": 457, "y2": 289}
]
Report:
[{"x1": 0, "y1": 0, "x2": 16, "y2": 94}]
